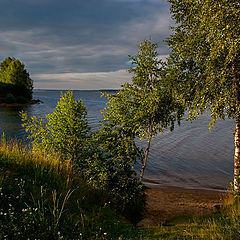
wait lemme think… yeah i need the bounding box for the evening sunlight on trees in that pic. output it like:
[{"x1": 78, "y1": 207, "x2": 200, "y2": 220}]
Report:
[
  {"x1": 103, "y1": 39, "x2": 184, "y2": 180},
  {"x1": 167, "y1": 0, "x2": 240, "y2": 192},
  {"x1": 0, "y1": 57, "x2": 33, "y2": 102},
  {"x1": 21, "y1": 90, "x2": 146, "y2": 223},
  {"x1": 21, "y1": 90, "x2": 90, "y2": 167}
]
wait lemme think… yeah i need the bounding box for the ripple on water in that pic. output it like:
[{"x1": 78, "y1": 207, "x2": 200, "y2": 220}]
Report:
[{"x1": 0, "y1": 90, "x2": 235, "y2": 190}]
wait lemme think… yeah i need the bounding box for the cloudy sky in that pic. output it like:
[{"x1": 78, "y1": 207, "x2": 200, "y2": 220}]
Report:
[{"x1": 0, "y1": 0, "x2": 172, "y2": 89}]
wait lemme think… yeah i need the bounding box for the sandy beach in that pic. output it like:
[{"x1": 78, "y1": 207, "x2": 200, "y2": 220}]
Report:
[{"x1": 138, "y1": 186, "x2": 226, "y2": 228}]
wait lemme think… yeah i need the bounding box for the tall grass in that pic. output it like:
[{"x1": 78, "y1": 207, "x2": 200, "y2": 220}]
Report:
[
  {"x1": 0, "y1": 139, "x2": 142, "y2": 239},
  {"x1": 2, "y1": 137, "x2": 240, "y2": 239}
]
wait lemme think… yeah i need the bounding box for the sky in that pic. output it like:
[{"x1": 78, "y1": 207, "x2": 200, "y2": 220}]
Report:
[{"x1": 0, "y1": 0, "x2": 172, "y2": 90}]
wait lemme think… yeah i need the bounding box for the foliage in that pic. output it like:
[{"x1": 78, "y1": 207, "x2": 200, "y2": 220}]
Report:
[
  {"x1": 16, "y1": 96, "x2": 29, "y2": 104},
  {"x1": 103, "y1": 39, "x2": 183, "y2": 178},
  {"x1": 2, "y1": 141, "x2": 240, "y2": 240},
  {"x1": 0, "y1": 57, "x2": 33, "y2": 100},
  {"x1": 21, "y1": 90, "x2": 91, "y2": 168},
  {"x1": 5, "y1": 93, "x2": 16, "y2": 104},
  {"x1": 88, "y1": 123, "x2": 146, "y2": 224},
  {"x1": 21, "y1": 90, "x2": 146, "y2": 224},
  {"x1": 167, "y1": 0, "x2": 240, "y2": 125},
  {"x1": 167, "y1": 0, "x2": 240, "y2": 192},
  {"x1": 0, "y1": 138, "x2": 145, "y2": 240}
]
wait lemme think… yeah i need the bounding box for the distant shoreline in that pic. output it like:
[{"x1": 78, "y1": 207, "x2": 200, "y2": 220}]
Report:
[
  {"x1": 33, "y1": 89, "x2": 119, "y2": 91},
  {"x1": 0, "y1": 99, "x2": 41, "y2": 107}
]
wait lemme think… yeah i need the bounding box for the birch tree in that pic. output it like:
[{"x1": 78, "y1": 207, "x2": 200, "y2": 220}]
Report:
[
  {"x1": 167, "y1": 0, "x2": 240, "y2": 191},
  {"x1": 103, "y1": 39, "x2": 183, "y2": 180}
]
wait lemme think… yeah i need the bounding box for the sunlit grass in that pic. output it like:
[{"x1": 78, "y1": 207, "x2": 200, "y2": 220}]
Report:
[
  {"x1": 0, "y1": 136, "x2": 72, "y2": 173},
  {"x1": 1, "y1": 138, "x2": 240, "y2": 239},
  {"x1": 0, "y1": 139, "x2": 142, "y2": 239}
]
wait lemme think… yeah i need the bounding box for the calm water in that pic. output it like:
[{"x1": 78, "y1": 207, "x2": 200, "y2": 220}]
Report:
[{"x1": 0, "y1": 89, "x2": 235, "y2": 190}]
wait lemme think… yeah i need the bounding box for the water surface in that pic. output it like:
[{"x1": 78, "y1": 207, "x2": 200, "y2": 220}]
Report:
[{"x1": 0, "y1": 89, "x2": 235, "y2": 190}]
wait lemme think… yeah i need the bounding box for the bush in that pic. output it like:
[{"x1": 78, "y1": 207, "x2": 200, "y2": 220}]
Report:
[
  {"x1": 108, "y1": 174, "x2": 146, "y2": 225},
  {"x1": 16, "y1": 96, "x2": 29, "y2": 104},
  {"x1": 87, "y1": 124, "x2": 146, "y2": 224},
  {"x1": 0, "y1": 140, "x2": 141, "y2": 240},
  {"x1": 21, "y1": 90, "x2": 91, "y2": 167},
  {"x1": 5, "y1": 93, "x2": 16, "y2": 103},
  {"x1": 21, "y1": 91, "x2": 146, "y2": 225}
]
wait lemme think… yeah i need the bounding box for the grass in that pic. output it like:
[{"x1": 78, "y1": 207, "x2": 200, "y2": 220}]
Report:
[
  {"x1": 138, "y1": 192, "x2": 240, "y2": 240},
  {"x1": 140, "y1": 214, "x2": 240, "y2": 240},
  {"x1": 0, "y1": 140, "x2": 142, "y2": 239},
  {"x1": 1, "y1": 139, "x2": 240, "y2": 239}
]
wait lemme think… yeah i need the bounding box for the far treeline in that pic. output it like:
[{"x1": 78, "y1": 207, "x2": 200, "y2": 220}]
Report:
[{"x1": 0, "y1": 57, "x2": 33, "y2": 103}]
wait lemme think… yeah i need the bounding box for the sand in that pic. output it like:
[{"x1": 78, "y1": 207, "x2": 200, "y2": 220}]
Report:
[{"x1": 137, "y1": 186, "x2": 226, "y2": 228}]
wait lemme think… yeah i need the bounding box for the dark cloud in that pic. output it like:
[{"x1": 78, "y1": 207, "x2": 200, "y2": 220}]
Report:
[{"x1": 0, "y1": 0, "x2": 172, "y2": 89}]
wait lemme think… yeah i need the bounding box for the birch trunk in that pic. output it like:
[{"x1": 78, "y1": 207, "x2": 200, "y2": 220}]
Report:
[
  {"x1": 233, "y1": 64, "x2": 240, "y2": 193},
  {"x1": 140, "y1": 132, "x2": 152, "y2": 181},
  {"x1": 234, "y1": 120, "x2": 240, "y2": 192}
]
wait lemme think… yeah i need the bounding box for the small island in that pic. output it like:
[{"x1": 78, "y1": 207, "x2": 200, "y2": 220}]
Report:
[{"x1": 0, "y1": 57, "x2": 40, "y2": 106}]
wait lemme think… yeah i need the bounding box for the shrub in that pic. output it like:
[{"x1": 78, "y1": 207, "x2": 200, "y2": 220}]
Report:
[
  {"x1": 0, "y1": 140, "x2": 139, "y2": 240},
  {"x1": 87, "y1": 124, "x2": 146, "y2": 224},
  {"x1": 21, "y1": 90, "x2": 91, "y2": 168},
  {"x1": 5, "y1": 93, "x2": 16, "y2": 103},
  {"x1": 21, "y1": 90, "x2": 146, "y2": 225},
  {"x1": 16, "y1": 96, "x2": 29, "y2": 104}
]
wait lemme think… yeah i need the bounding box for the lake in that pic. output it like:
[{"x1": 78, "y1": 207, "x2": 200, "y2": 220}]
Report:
[{"x1": 0, "y1": 89, "x2": 235, "y2": 190}]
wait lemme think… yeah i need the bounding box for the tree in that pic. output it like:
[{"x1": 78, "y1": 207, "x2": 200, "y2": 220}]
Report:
[
  {"x1": 0, "y1": 57, "x2": 33, "y2": 100},
  {"x1": 21, "y1": 91, "x2": 146, "y2": 223},
  {"x1": 88, "y1": 123, "x2": 146, "y2": 224},
  {"x1": 167, "y1": 0, "x2": 240, "y2": 191},
  {"x1": 88, "y1": 123, "x2": 140, "y2": 186},
  {"x1": 21, "y1": 90, "x2": 90, "y2": 167},
  {"x1": 103, "y1": 39, "x2": 183, "y2": 180}
]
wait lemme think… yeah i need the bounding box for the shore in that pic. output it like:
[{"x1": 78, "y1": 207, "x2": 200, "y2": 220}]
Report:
[
  {"x1": 138, "y1": 186, "x2": 226, "y2": 228},
  {"x1": 0, "y1": 99, "x2": 41, "y2": 107}
]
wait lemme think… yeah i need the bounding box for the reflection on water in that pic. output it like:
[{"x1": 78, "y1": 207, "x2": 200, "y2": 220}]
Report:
[
  {"x1": 0, "y1": 105, "x2": 27, "y2": 139},
  {"x1": 0, "y1": 90, "x2": 235, "y2": 190}
]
